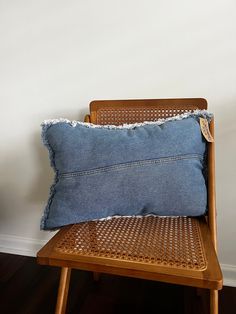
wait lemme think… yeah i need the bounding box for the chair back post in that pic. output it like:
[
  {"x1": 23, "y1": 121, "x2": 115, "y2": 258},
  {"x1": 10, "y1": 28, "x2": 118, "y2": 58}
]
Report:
[
  {"x1": 84, "y1": 114, "x2": 91, "y2": 123},
  {"x1": 208, "y1": 119, "x2": 217, "y2": 251}
]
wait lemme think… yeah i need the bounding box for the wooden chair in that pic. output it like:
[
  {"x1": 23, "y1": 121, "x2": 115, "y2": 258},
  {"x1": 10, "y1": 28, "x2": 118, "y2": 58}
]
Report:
[{"x1": 37, "y1": 98, "x2": 223, "y2": 314}]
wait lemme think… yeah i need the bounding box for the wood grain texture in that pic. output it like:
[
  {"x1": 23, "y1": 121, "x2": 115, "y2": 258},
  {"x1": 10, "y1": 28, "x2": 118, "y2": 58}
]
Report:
[
  {"x1": 37, "y1": 218, "x2": 222, "y2": 290},
  {"x1": 208, "y1": 119, "x2": 217, "y2": 251},
  {"x1": 210, "y1": 290, "x2": 218, "y2": 314},
  {"x1": 55, "y1": 267, "x2": 71, "y2": 314},
  {"x1": 90, "y1": 98, "x2": 207, "y2": 125}
]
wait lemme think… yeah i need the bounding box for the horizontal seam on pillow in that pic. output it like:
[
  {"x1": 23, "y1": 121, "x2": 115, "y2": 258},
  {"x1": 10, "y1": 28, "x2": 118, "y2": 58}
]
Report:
[{"x1": 59, "y1": 153, "x2": 203, "y2": 178}]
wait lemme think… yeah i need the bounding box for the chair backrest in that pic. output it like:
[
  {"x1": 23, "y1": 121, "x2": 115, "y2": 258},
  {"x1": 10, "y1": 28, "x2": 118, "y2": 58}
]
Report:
[
  {"x1": 88, "y1": 98, "x2": 207, "y2": 125},
  {"x1": 85, "y1": 98, "x2": 216, "y2": 250}
]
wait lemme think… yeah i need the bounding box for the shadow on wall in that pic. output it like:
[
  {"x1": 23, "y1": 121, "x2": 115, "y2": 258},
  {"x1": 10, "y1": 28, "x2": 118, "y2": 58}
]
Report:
[
  {"x1": 214, "y1": 98, "x2": 236, "y2": 195},
  {"x1": 213, "y1": 98, "x2": 236, "y2": 264}
]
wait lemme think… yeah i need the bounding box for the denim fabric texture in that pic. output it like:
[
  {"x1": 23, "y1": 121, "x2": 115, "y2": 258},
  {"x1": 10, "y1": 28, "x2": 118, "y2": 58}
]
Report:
[{"x1": 41, "y1": 111, "x2": 212, "y2": 230}]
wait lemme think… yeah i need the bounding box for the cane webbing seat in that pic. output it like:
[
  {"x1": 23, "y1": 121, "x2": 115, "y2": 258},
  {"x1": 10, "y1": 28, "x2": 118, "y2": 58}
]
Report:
[
  {"x1": 37, "y1": 98, "x2": 222, "y2": 314},
  {"x1": 55, "y1": 217, "x2": 207, "y2": 271}
]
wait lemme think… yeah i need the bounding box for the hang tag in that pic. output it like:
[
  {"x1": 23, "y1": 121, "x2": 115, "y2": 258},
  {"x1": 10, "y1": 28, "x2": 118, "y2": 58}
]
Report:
[{"x1": 199, "y1": 118, "x2": 214, "y2": 142}]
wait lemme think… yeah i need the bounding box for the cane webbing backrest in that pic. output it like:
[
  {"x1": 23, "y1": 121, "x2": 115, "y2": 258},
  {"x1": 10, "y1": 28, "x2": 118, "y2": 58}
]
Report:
[{"x1": 90, "y1": 98, "x2": 207, "y2": 125}]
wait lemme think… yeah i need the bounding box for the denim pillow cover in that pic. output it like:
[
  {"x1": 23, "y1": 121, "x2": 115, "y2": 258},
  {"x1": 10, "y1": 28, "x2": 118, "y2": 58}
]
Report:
[{"x1": 41, "y1": 110, "x2": 212, "y2": 230}]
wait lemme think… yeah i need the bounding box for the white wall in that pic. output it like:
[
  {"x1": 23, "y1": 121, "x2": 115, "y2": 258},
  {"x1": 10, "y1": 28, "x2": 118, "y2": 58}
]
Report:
[{"x1": 0, "y1": 0, "x2": 236, "y2": 285}]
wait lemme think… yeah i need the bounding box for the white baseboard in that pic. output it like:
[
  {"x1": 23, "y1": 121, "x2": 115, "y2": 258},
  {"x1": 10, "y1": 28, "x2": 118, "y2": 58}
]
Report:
[
  {"x1": 0, "y1": 234, "x2": 46, "y2": 257},
  {"x1": 0, "y1": 233, "x2": 236, "y2": 287},
  {"x1": 221, "y1": 264, "x2": 236, "y2": 287}
]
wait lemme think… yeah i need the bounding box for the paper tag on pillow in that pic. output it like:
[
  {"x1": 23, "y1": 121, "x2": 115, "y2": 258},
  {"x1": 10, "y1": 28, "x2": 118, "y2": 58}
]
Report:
[{"x1": 199, "y1": 118, "x2": 214, "y2": 142}]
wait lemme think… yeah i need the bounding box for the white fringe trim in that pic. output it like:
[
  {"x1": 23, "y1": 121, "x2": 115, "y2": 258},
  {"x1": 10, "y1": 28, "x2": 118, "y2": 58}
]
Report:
[
  {"x1": 41, "y1": 109, "x2": 213, "y2": 129},
  {"x1": 97, "y1": 214, "x2": 180, "y2": 221}
]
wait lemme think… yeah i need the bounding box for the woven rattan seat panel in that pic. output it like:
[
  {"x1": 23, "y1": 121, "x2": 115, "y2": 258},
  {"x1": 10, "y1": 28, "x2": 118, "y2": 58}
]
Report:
[
  {"x1": 96, "y1": 108, "x2": 194, "y2": 125},
  {"x1": 55, "y1": 216, "x2": 207, "y2": 271}
]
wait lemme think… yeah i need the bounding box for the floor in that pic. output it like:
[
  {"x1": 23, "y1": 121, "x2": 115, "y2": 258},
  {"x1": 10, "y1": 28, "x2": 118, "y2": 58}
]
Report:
[{"x1": 0, "y1": 253, "x2": 235, "y2": 314}]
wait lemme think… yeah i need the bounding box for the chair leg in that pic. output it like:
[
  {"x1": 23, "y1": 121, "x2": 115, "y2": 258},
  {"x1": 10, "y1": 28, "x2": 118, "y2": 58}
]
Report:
[
  {"x1": 210, "y1": 290, "x2": 218, "y2": 314},
  {"x1": 55, "y1": 267, "x2": 71, "y2": 314}
]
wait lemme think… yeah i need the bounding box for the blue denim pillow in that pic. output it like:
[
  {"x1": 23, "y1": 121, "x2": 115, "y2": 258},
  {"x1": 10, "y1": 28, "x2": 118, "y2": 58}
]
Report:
[{"x1": 41, "y1": 111, "x2": 212, "y2": 230}]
